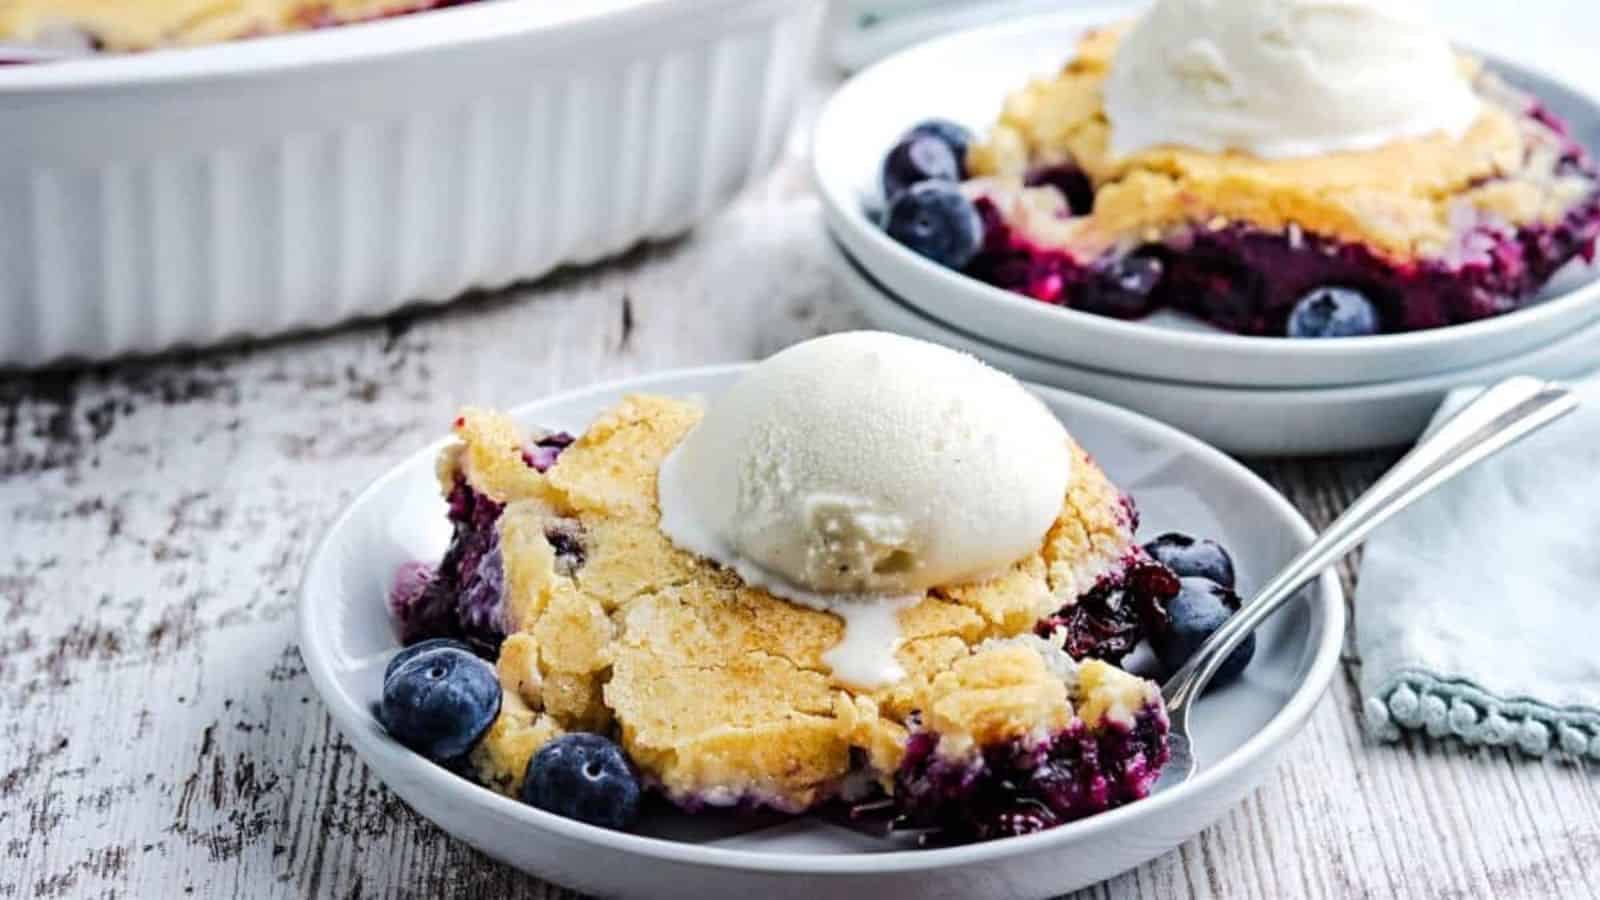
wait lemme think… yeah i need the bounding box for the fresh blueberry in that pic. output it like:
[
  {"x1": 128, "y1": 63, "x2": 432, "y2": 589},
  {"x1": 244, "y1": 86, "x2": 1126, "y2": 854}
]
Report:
[
  {"x1": 522, "y1": 733, "x2": 642, "y2": 830},
  {"x1": 1142, "y1": 532, "x2": 1235, "y2": 588},
  {"x1": 384, "y1": 637, "x2": 474, "y2": 684},
  {"x1": 1081, "y1": 253, "x2": 1164, "y2": 318},
  {"x1": 905, "y1": 119, "x2": 974, "y2": 173},
  {"x1": 884, "y1": 182, "x2": 985, "y2": 270},
  {"x1": 1150, "y1": 577, "x2": 1254, "y2": 683},
  {"x1": 381, "y1": 645, "x2": 501, "y2": 761},
  {"x1": 1286, "y1": 287, "x2": 1381, "y2": 338},
  {"x1": 881, "y1": 135, "x2": 962, "y2": 202}
]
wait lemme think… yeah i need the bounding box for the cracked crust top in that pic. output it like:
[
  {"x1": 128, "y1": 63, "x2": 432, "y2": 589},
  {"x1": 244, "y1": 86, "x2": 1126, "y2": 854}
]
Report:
[
  {"x1": 455, "y1": 395, "x2": 1147, "y2": 812},
  {"x1": 967, "y1": 26, "x2": 1596, "y2": 259}
]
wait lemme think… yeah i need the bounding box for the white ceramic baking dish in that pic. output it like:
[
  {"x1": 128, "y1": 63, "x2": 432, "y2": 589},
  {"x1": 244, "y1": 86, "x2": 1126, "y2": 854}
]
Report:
[{"x1": 0, "y1": 0, "x2": 825, "y2": 367}]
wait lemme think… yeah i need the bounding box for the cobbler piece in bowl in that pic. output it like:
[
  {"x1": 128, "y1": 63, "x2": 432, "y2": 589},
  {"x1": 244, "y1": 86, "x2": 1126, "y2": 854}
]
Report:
[
  {"x1": 381, "y1": 395, "x2": 1199, "y2": 841},
  {"x1": 879, "y1": 16, "x2": 1600, "y2": 337},
  {"x1": 379, "y1": 333, "x2": 1252, "y2": 844}
]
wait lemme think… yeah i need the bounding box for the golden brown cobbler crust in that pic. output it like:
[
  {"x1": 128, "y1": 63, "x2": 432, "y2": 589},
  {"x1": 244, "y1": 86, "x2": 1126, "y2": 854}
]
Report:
[
  {"x1": 967, "y1": 26, "x2": 1594, "y2": 259},
  {"x1": 448, "y1": 397, "x2": 1155, "y2": 812}
]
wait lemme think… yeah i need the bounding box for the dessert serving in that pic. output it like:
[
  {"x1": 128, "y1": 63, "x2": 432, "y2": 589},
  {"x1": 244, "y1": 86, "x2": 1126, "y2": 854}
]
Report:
[
  {"x1": 0, "y1": 0, "x2": 478, "y2": 52},
  {"x1": 876, "y1": 0, "x2": 1600, "y2": 338},
  {"x1": 375, "y1": 332, "x2": 1254, "y2": 843}
]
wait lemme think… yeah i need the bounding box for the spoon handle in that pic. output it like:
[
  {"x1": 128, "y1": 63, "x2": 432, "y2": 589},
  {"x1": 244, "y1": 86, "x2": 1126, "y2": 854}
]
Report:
[{"x1": 1161, "y1": 375, "x2": 1579, "y2": 715}]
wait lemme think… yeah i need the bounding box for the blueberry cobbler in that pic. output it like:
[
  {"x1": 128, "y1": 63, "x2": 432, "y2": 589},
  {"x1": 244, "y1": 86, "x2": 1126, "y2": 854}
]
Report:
[
  {"x1": 879, "y1": 1, "x2": 1600, "y2": 338},
  {"x1": 376, "y1": 333, "x2": 1253, "y2": 842},
  {"x1": 0, "y1": 0, "x2": 479, "y2": 53}
]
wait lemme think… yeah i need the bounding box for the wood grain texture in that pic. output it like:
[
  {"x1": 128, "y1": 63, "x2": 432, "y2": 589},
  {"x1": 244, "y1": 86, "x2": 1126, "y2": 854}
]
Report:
[{"x1": 3, "y1": 75, "x2": 1598, "y2": 900}]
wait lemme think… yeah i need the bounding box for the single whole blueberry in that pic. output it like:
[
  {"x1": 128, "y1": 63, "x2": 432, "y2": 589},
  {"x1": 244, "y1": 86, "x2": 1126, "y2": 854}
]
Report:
[
  {"x1": 884, "y1": 182, "x2": 985, "y2": 270},
  {"x1": 1151, "y1": 577, "x2": 1254, "y2": 684},
  {"x1": 384, "y1": 637, "x2": 475, "y2": 684},
  {"x1": 881, "y1": 135, "x2": 962, "y2": 202},
  {"x1": 905, "y1": 119, "x2": 974, "y2": 172},
  {"x1": 381, "y1": 645, "x2": 501, "y2": 761},
  {"x1": 1142, "y1": 532, "x2": 1235, "y2": 588},
  {"x1": 1082, "y1": 252, "x2": 1165, "y2": 318},
  {"x1": 521, "y1": 733, "x2": 642, "y2": 830},
  {"x1": 1286, "y1": 287, "x2": 1381, "y2": 338}
]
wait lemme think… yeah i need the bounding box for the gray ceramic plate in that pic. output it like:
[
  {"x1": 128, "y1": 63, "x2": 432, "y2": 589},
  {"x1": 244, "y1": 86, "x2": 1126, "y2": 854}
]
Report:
[{"x1": 299, "y1": 367, "x2": 1344, "y2": 899}]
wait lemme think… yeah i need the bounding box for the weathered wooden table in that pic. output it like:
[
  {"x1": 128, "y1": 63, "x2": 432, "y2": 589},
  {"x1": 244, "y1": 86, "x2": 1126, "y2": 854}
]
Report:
[{"x1": 5, "y1": 68, "x2": 1599, "y2": 899}]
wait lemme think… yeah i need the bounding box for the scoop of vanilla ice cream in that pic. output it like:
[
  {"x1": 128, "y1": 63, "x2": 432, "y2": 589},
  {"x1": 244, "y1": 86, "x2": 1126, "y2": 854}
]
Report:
[
  {"x1": 1103, "y1": 0, "x2": 1482, "y2": 159},
  {"x1": 657, "y1": 332, "x2": 1072, "y2": 603}
]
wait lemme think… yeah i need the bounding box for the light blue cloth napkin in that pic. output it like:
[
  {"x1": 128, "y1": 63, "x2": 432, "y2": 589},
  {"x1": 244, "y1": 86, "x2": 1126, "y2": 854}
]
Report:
[{"x1": 1358, "y1": 376, "x2": 1600, "y2": 758}]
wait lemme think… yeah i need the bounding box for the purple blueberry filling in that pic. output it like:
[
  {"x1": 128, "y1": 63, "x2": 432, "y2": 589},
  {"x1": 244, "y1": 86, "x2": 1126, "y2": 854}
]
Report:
[
  {"x1": 389, "y1": 426, "x2": 577, "y2": 654},
  {"x1": 1038, "y1": 560, "x2": 1180, "y2": 666},
  {"x1": 970, "y1": 189, "x2": 1600, "y2": 335},
  {"x1": 893, "y1": 703, "x2": 1170, "y2": 843},
  {"x1": 1025, "y1": 164, "x2": 1095, "y2": 217},
  {"x1": 388, "y1": 478, "x2": 507, "y2": 655},
  {"x1": 544, "y1": 518, "x2": 588, "y2": 574},
  {"x1": 523, "y1": 432, "x2": 576, "y2": 473},
  {"x1": 458, "y1": 540, "x2": 507, "y2": 641},
  {"x1": 387, "y1": 561, "x2": 435, "y2": 626}
]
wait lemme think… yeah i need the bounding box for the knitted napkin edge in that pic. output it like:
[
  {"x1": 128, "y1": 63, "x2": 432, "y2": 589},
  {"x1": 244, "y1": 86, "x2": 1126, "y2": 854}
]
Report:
[{"x1": 1364, "y1": 668, "x2": 1600, "y2": 759}]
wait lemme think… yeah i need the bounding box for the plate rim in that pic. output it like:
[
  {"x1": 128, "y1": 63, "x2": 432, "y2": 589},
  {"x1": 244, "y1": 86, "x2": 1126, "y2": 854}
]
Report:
[
  {"x1": 812, "y1": 7, "x2": 1600, "y2": 383},
  {"x1": 298, "y1": 364, "x2": 1346, "y2": 875}
]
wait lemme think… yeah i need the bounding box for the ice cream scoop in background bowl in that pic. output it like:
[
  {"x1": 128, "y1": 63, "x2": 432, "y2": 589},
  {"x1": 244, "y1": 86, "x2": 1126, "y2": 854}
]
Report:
[
  {"x1": 1102, "y1": 0, "x2": 1482, "y2": 159},
  {"x1": 0, "y1": 0, "x2": 825, "y2": 368}
]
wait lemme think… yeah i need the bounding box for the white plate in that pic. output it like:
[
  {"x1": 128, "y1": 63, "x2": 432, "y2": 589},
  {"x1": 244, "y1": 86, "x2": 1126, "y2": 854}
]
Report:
[
  {"x1": 0, "y1": 0, "x2": 824, "y2": 367},
  {"x1": 829, "y1": 235, "x2": 1600, "y2": 456},
  {"x1": 813, "y1": 8, "x2": 1600, "y2": 388},
  {"x1": 299, "y1": 366, "x2": 1344, "y2": 900}
]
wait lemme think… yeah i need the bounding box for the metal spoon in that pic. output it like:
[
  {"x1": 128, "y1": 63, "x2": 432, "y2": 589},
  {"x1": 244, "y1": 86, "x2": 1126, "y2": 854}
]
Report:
[{"x1": 1158, "y1": 375, "x2": 1579, "y2": 789}]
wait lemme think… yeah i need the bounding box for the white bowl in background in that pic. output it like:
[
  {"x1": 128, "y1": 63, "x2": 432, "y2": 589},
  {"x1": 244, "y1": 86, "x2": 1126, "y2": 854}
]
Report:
[
  {"x1": 299, "y1": 365, "x2": 1343, "y2": 899},
  {"x1": 0, "y1": 0, "x2": 825, "y2": 367},
  {"x1": 813, "y1": 8, "x2": 1600, "y2": 389},
  {"x1": 829, "y1": 235, "x2": 1600, "y2": 456}
]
